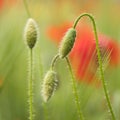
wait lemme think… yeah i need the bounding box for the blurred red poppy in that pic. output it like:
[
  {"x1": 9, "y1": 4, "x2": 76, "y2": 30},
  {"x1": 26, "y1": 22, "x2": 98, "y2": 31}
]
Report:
[
  {"x1": 47, "y1": 22, "x2": 72, "y2": 44},
  {"x1": 0, "y1": 0, "x2": 3, "y2": 10},
  {"x1": 47, "y1": 22, "x2": 120, "y2": 84},
  {"x1": 0, "y1": 0, "x2": 20, "y2": 11},
  {"x1": 6, "y1": 0, "x2": 18, "y2": 6}
]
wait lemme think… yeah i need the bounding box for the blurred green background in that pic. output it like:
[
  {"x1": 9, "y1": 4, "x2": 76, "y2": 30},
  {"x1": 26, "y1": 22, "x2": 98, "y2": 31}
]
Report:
[{"x1": 0, "y1": 0, "x2": 120, "y2": 120}]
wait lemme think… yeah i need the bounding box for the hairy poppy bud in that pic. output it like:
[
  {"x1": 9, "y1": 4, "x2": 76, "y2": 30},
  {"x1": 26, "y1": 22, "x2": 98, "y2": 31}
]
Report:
[
  {"x1": 59, "y1": 28, "x2": 76, "y2": 58},
  {"x1": 24, "y1": 18, "x2": 38, "y2": 49},
  {"x1": 41, "y1": 70, "x2": 58, "y2": 102}
]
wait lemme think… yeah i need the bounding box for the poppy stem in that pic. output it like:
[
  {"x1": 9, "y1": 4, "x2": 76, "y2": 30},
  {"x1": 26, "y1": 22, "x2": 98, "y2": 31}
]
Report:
[
  {"x1": 65, "y1": 57, "x2": 84, "y2": 120},
  {"x1": 73, "y1": 13, "x2": 116, "y2": 120},
  {"x1": 38, "y1": 49, "x2": 51, "y2": 120},
  {"x1": 28, "y1": 49, "x2": 34, "y2": 120},
  {"x1": 50, "y1": 54, "x2": 59, "y2": 70},
  {"x1": 23, "y1": 0, "x2": 31, "y2": 17},
  {"x1": 38, "y1": 48, "x2": 48, "y2": 120},
  {"x1": 41, "y1": 54, "x2": 59, "y2": 120}
]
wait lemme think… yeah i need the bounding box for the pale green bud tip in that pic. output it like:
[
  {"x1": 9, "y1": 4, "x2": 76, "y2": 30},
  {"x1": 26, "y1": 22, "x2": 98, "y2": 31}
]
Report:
[
  {"x1": 24, "y1": 18, "x2": 38, "y2": 49},
  {"x1": 59, "y1": 28, "x2": 76, "y2": 58},
  {"x1": 41, "y1": 70, "x2": 58, "y2": 102}
]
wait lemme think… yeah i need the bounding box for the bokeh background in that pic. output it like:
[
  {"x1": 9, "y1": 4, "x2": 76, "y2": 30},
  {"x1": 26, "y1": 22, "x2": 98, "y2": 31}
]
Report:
[{"x1": 0, "y1": 0, "x2": 120, "y2": 120}]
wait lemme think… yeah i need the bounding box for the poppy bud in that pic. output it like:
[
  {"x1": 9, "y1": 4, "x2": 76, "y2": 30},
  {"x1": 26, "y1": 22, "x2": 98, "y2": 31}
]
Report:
[
  {"x1": 24, "y1": 18, "x2": 38, "y2": 49},
  {"x1": 41, "y1": 70, "x2": 58, "y2": 102},
  {"x1": 59, "y1": 28, "x2": 76, "y2": 58}
]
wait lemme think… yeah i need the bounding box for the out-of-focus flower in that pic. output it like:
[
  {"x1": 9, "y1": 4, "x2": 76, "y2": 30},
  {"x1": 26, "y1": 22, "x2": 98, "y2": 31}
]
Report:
[
  {"x1": 0, "y1": 0, "x2": 20, "y2": 11},
  {"x1": 47, "y1": 22, "x2": 72, "y2": 44},
  {"x1": 46, "y1": 22, "x2": 120, "y2": 84},
  {"x1": 0, "y1": 0, "x2": 3, "y2": 10}
]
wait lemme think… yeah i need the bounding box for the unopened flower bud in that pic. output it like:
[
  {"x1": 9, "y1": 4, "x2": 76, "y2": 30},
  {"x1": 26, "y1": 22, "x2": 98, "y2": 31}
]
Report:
[
  {"x1": 24, "y1": 18, "x2": 38, "y2": 49},
  {"x1": 59, "y1": 28, "x2": 76, "y2": 58},
  {"x1": 41, "y1": 70, "x2": 58, "y2": 102}
]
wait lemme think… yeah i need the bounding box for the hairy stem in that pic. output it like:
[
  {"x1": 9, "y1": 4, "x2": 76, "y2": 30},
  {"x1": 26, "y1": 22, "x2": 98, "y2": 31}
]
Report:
[
  {"x1": 51, "y1": 54, "x2": 59, "y2": 70},
  {"x1": 73, "y1": 13, "x2": 116, "y2": 120},
  {"x1": 42, "y1": 54, "x2": 59, "y2": 120},
  {"x1": 65, "y1": 57, "x2": 84, "y2": 120},
  {"x1": 28, "y1": 49, "x2": 34, "y2": 120}
]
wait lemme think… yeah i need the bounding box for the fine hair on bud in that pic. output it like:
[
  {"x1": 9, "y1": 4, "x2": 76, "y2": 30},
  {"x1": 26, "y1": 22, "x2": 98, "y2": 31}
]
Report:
[
  {"x1": 24, "y1": 18, "x2": 38, "y2": 49},
  {"x1": 41, "y1": 70, "x2": 58, "y2": 102},
  {"x1": 59, "y1": 28, "x2": 76, "y2": 58}
]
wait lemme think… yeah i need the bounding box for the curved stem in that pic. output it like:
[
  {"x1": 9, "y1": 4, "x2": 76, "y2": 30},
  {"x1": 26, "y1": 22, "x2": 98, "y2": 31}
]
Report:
[
  {"x1": 42, "y1": 54, "x2": 59, "y2": 120},
  {"x1": 73, "y1": 13, "x2": 116, "y2": 120},
  {"x1": 65, "y1": 57, "x2": 84, "y2": 120},
  {"x1": 23, "y1": 0, "x2": 31, "y2": 17},
  {"x1": 29, "y1": 49, "x2": 34, "y2": 120},
  {"x1": 50, "y1": 54, "x2": 59, "y2": 70}
]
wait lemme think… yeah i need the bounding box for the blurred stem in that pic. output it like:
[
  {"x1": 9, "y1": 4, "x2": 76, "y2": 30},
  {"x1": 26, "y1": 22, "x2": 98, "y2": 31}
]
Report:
[
  {"x1": 65, "y1": 57, "x2": 84, "y2": 120},
  {"x1": 23, "y1": 0, "x2": 31, "y2": 17},
  {"x1": 29, "y1": 49, "x2": 34, "y2": 120},
  {"x1": 73, "y1": 13, "x2": 116, "y2": 120},
  {"x1": 51, "y1": 54, "x2": 59, "y2": 70},
  {"x1": 39, "y1": 49, "x2": 49, "y2": 120},
  {"x1": 39, "y1": 48, "x2": 44, "y2": 79},
  {"x1": 0, "y1": 48, "x2": 23, "y2": 93},
  {"x1": 42, "y1": 103, "x2": 49, "y2": 120}
]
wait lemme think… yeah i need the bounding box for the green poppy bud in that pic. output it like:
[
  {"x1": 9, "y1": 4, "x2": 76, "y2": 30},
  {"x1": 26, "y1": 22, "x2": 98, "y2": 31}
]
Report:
[
  {"x1": 41, "y1": 70, "x2": 58, "y2": 102},
  {"x1": 59, "y1": 28, "x2": 76, "y2": 58},
  {"x1": 24, "y1": 18, "x2": 38, "y2": 49}
]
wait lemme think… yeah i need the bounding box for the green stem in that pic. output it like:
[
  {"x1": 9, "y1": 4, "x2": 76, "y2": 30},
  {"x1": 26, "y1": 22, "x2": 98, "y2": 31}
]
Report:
[
  {"x1": 73, "y1": 13, "x2": 116, "y2": 120},
  {"x1": 42, "y1": 103, "x2": 49, "y2": 120},
  {"x1": 23, "y1": 1, "x2": 34, "y2": 119},
  {"x1": 23, "y1": 0, "x2": 31, "y2": 17},
  {"x1": 39, "y1": 49, "x2": 44, "y2": 79},
  {"x1": 39, "y1": 50, "x2": 49, "y2": 120},
  {"x1": 65, "y1": 57, "x2": 84, "y2": 120},
  {"x1": 29, "y1": 49, "x2": 34, "y2": 120},
  {"x1": 50, "y1": 54, "x2": 59, "y2": 70},
  {"x1": 42, "y1": 54, "x2": 59, "y2": 120}
]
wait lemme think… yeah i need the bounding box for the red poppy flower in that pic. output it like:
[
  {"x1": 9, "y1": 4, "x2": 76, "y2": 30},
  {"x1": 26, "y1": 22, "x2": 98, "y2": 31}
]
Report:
[{"x1": 46, "y1": 22, "x2": 120, "y2": 84}]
